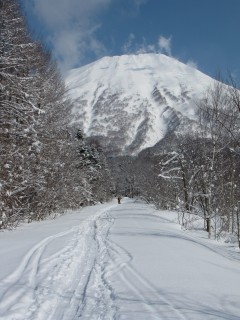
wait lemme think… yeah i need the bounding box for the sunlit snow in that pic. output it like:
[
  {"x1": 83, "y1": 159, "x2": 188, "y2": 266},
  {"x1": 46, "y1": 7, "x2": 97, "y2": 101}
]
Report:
[
  {"x1": 0, "y1": 199, "x2": 239, "y2": 319},
  {"x1": 65, "y1": 53, "x2": 215, "y2": 154}
]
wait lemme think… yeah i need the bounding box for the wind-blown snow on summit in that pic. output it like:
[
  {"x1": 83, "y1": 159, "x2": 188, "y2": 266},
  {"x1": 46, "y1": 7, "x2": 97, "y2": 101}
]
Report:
[{"x1": 66, "y1": 53, "x2": 214, "y2": 155}]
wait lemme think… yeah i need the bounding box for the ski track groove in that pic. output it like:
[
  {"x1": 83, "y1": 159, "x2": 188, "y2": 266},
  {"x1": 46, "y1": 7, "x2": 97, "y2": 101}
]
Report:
[
  {"x1": 0, "y1": 227, "x2": 78, "y2": 316},
  {"x1": 104, "y1": 210, "x2": 189, "y2": 320},
  {"x1": 0, "y1": 202, "x2": 238, "y2": 319},
  {"x1": 0, "y1": 205, "x2": 117, "y2": 320},
  {"x1": 77, "y1": 213, "x2": 117, "y2": 320}
]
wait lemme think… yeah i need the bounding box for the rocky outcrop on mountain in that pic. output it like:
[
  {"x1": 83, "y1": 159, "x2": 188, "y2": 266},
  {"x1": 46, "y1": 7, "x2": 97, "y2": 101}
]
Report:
[{"x1": 66, "y1": 53, "x2": 215, "y2": 155}]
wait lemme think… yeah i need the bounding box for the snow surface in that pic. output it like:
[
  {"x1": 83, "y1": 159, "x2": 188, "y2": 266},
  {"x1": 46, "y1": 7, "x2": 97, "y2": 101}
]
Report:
[
  {"x1": 65, "y1": 54, "x2": 215, "y2": 154},
  {"x1": 0, "y1": 198, "x2": 240, "y2": 320}
]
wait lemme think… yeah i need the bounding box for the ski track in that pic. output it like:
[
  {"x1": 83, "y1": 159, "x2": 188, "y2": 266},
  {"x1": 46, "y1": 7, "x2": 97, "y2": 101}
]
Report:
[
  {"x1": 103, "y1": 210, "x2": 188, "y2": 320},
  {"x1": 0, "y1": 205, "x2": 117, "y2": 320},
  {"x1": 0, "y1": 202, "x2": 239, "y2": 320}
]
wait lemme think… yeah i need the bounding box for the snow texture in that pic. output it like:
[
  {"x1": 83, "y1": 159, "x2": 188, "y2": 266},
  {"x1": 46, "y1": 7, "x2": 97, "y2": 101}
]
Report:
[
  {"x1": 0, "y1": 198, "x2": 239, "y2": 319},
  {"x1": 65, "y1": 53, "x2": 215, "y2": 155}
]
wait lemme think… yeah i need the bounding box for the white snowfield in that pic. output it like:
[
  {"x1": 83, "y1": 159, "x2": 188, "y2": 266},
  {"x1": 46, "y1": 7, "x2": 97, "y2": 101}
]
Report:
[
  {"x1": 0, "y1": 198, "x2": 240, "y2": 320},
  {"x1": 65, "y1": 54, "x2": 215, "y2": 155}
]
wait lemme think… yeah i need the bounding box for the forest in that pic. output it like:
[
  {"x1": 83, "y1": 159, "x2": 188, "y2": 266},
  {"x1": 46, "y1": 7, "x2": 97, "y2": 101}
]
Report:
[
  {"x1": 1, "y1": 0, "x2": 240, "y2": 246},
  {"x1": 0, "y1": 0, "x2": 114, "y2": 229},
  {"x1": 110, "y1": 81, "x2": 240, "y2": 244}
]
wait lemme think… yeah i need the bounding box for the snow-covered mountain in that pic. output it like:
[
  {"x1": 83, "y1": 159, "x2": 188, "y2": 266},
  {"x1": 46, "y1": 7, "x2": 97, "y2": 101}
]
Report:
[{"x1": 65, "y1": 53, "x2": 215, "y2": 155}]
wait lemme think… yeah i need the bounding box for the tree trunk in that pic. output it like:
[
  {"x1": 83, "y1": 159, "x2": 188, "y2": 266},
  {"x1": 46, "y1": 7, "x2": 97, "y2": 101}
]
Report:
[{"x1": 206, "y1": 216, "x2": 211, "y2": 239}]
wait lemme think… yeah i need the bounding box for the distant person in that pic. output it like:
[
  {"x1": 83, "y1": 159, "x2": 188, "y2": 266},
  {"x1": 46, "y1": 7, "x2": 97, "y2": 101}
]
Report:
[{"x1": 117, "y1": 196, "x2": 122, "y2": 204}]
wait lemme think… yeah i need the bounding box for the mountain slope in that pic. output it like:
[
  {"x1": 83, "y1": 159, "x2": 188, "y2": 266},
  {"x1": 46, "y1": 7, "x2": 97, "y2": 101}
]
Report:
[{"x1": 65, "y1": 53, "x2": 215, "y2": 155}]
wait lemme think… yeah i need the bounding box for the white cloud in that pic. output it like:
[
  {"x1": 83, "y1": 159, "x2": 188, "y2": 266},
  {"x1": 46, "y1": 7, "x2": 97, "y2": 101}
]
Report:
[
  {"x1": 136, "y1": 43, "x2": 156, "y2": 54},
  {"x1": 31, "y1": 0, "x2": 111, "y2": 29},
  {"x1": 25, "y1": 0, "x2": 149, "y2": 72},
  {"x1": 122, "y1": 35, "x2": 156, "y2": 55},
  {"x1": 122, "y1": 33, "x2": 135, "y2": 54},
  {"x1": 158, "y1": 36, "x2": 172, "y2": 56},
  {"x1": 122, "y1": 34, "x2": 174, "y2": 57},
  {"x1": 25, "y1": 1, "x2": 199, "y2": 74},
  {"x1": 27, "y1": 0, "x2": 111, "y2": 72},
  {"x1": 187, "y1": 60, "x2": 198, "y2": 69}
]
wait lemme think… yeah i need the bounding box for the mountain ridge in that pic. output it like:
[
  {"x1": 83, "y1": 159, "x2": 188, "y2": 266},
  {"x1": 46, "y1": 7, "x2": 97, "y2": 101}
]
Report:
[{"x1": 65, "y1": 53, "x2": 215, "y2": 155}]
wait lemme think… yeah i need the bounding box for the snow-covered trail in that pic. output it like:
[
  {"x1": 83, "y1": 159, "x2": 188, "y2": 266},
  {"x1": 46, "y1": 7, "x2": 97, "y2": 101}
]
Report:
[{"x1": 0, "y1": 199, "x2": 240, "y2": 320}]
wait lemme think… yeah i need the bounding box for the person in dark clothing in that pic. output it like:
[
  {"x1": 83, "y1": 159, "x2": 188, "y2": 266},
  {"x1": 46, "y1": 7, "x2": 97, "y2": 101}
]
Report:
[{"x1": 117, "y1": 196, "x2": 122, "y2": 204}]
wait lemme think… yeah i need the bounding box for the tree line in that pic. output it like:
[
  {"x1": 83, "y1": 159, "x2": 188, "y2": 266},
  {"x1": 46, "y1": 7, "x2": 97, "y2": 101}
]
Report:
[
  {"x1": 0, "y1": 0, "x2": 114, "y2": 229},
  {"x1": 1, "y1": 1, "x2": 239, "y2": 246},
  {"x1": 110, "y1": 79, "x2": 240, "y2": 246}
]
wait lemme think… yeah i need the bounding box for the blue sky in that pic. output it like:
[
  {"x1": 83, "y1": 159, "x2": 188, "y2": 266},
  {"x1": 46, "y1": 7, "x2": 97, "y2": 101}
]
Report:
[{"x1": 21, "y1": 0, "x2": 239, "y2": 81}]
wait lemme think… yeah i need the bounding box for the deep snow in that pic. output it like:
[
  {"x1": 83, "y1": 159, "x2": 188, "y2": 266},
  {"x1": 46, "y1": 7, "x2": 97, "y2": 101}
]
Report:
[
  {"x1": 65, "y1": 54, "x2": 215, "y2": 155},
  {"x1": 0, "y1": 198, "x2": 239, "y2": 319}
]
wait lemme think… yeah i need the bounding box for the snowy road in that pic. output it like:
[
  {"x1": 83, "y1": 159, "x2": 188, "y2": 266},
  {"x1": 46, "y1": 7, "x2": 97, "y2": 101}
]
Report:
[{"x1": 0, "y1": 199, "x2": 240, "y2": 320}]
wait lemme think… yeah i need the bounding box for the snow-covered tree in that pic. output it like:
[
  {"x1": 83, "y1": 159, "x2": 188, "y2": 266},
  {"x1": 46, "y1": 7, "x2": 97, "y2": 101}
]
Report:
[{"x1": 0, "y1": 1, "x2": 113, "y2": 228}]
